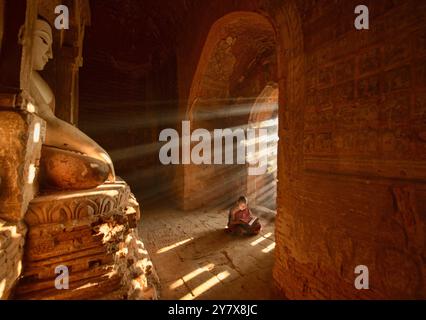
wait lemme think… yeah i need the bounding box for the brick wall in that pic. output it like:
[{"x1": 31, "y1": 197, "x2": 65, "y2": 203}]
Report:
[{"x1": 273, "y1": 0, "x2": 426, "y2": 299}]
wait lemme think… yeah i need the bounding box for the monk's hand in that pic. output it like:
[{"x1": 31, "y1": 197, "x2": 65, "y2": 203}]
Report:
[{"x1": 229, "y1": 220, "x2": 239, "y2": 226}]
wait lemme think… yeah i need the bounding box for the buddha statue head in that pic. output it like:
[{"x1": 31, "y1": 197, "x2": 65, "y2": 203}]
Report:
[{"x1": 32, "y1": 18, "x2": 53, "y2": 71}]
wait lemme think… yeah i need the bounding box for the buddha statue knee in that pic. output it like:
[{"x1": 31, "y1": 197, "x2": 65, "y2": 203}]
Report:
[
  {"x1": 39, "y1": 146, "x2": 110, "y2": 190},
  {"x1": 29, "y1": 18, "x2": 115, "y2": 190}
]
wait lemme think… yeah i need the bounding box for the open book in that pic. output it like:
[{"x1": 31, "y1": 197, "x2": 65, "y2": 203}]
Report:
[{"x1": 248, "y1": 217, "x2": 259, "y2": 226}]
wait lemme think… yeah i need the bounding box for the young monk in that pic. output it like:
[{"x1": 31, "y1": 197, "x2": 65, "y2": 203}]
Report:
[{"x1": 226, "y1": 196, "x2": 261, "y2": 236}]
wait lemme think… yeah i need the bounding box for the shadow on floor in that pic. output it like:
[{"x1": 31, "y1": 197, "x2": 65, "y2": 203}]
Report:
[{"x1": 139, "y1": 205, "x2": 277, "y2": 300}]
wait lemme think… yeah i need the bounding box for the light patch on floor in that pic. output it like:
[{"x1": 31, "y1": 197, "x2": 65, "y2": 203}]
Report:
[{"x1": 138, "y1": 205, "x2": 276, "y2": 300}]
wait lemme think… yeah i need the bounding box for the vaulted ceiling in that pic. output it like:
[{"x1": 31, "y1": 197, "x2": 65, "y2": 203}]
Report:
[{"x1": 85, "y1": 0, "x2": 198, "y2": 68}]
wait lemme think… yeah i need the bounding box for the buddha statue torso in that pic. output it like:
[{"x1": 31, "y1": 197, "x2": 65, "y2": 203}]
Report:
[
  {"x1": 29, "y1": 19, "x2": 115, "y2": 191},
  {"x1": 30, "y1": 70, "x2": 54, "y2": 111}
]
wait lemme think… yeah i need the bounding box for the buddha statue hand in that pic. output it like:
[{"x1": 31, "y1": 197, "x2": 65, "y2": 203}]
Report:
[{"x1": 97, "y1": 149, "x2": 116, "y2": 182}]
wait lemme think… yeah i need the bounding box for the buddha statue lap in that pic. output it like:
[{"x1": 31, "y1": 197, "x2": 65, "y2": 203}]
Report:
[{"x1": 29, "y1": 19, "x2": 115, "y2": 190}]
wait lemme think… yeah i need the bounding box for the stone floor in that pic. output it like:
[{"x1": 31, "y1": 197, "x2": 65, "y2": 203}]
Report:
[{"x1": 138, "y1": 204, "x2": 276, "y2": 300}]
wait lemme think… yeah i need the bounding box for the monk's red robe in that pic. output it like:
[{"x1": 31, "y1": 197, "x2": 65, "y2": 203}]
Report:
[{"x1": 233, "y1": 208, "x2": 252, "y2": 224}]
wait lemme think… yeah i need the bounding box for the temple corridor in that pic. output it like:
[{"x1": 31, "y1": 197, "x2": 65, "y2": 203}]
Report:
[
  {"x1": 1, "y1": 0, "x2": 426, "y2": 301},
  {"x1": 138, "y1": 204, "x2": 276, "y2": 300}
]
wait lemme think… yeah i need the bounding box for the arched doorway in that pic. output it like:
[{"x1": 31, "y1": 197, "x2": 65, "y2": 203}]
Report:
[
  {"x1": 182, "y1": 12, "x2": 278, "y2": 211},
  {"x1": 247, "y1": 83, "x2": 279, "y2": 212}
]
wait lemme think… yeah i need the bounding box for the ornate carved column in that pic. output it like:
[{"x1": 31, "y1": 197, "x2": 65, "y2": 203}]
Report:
[{"x1": 55, "y1": 0, "x2": 90, "y2": 125}]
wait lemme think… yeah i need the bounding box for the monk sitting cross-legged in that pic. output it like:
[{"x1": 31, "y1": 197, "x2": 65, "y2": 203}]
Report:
[{"x1": 226, "y1": 196, "x2": 261, "y2": 236}]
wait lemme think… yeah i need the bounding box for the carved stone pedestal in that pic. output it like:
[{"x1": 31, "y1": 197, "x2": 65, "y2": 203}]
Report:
[
  {"x1": 14, "y1": 181, "x2": 159, "y2": 300},
  {"x1": 0, "y1": 219, "x2": 26, "y2": 299},
  {"x1": 0, "y1": 110, "x2": 43, "y2": 300}
]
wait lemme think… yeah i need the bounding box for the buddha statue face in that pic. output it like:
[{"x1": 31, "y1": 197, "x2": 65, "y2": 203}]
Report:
[{"x1": 32, "y1": 19, "x2": 53, "y2": 71}]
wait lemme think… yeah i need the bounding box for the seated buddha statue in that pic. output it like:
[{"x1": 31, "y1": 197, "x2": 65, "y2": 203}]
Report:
[{"x1": 29, "y1": 18, "x2": 115, "y2": 190}]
